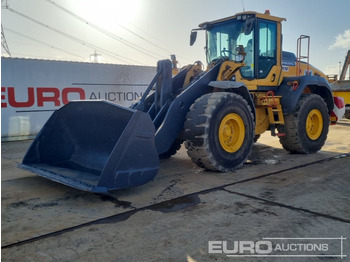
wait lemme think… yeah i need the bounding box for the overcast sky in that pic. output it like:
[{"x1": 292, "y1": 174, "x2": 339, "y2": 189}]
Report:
[{"x1": 1, "y1": 0, "x2": 350, "y2": 76}]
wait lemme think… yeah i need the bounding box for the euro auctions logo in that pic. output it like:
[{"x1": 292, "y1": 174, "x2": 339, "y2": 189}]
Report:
[
  {"x1": 208, "y1": 237, "x2": 347, "y2": 258},
  {"x1": 209, "y1": 240, "x2": 273, "y2": 255}
]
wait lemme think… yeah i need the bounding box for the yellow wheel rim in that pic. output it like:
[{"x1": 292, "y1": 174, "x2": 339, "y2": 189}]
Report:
[
  {"x1": 306, "y1": 109, "x2": 323, "y2": 140},
  {"x1": 218, "y1": 113, "x2": 245, "y2": 153}
]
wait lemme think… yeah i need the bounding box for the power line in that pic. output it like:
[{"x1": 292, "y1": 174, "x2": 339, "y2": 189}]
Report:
[
  {"x1": 45, "y1": 0, "x2": 162, "y2": 61},
  {"x1": 6, "y1": 7, "x2": 139, "y2": 64},
  {"x1": 117, "y1": 21, "x2": 179, "y2": 57},
  {"x1": 5, "y1": 51, "x2": 80, "y2": 61},
  {"x1": 127, "y1": 23, "x2": 194, "y2": 65},
  {"x1": 5, "y1": 27, "x2": 85, "y2": 60}
]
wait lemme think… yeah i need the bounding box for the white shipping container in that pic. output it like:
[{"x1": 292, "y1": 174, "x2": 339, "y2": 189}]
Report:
[{"x1": 1, "y1": 58, "x2": 156, "y2": 141}]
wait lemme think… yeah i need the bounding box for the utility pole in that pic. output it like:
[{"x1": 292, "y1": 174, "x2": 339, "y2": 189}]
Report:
[
  {"x1": 1, "y1": 1, "x2": 11, "y2": 56},
  {"x1": 90, "y1": 50, "x2": 102, "y2": 63},
  {"x1": 1, "y1": 0, "x2": 8, "y2": 9},
  {"x1": 1, "y1": 25, "x2": 11, "y2": 57}
]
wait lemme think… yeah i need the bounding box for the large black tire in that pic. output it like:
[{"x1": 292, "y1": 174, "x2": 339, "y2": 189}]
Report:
[
  {"x1": 278, "y1": 94, "x2": 329, "y2": 153},
  {"x1": 254, "y1": 134, "x2": 261, "y2": 143},
  {"x1": 159, "y1": 137, "x2": 183, "y2": 159},
  {"x1": 184, "y1": 92, "x2": 254, "y2": 172}
]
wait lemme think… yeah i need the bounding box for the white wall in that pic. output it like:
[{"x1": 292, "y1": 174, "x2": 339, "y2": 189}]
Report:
[{"x1": 1, "y1": 58, "x2": 156, "y2": 140}]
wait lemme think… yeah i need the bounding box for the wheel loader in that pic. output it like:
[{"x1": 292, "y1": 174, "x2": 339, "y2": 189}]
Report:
[{"x1": 21, "y1": 10, "x2": 344, "y2": 193}]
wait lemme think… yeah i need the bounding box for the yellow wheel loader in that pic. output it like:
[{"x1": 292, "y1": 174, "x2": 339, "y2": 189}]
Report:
[{"x1": 21, "y1": 10, "x2": 344, "y2": 193}]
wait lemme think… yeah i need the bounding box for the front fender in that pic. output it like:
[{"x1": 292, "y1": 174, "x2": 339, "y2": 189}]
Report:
[{"x1": 208, "y1": 81, "x2": 256, "y2": 121}]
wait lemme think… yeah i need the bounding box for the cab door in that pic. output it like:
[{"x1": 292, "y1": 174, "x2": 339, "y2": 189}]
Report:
[{"x1": 256, "y1": 19, "x2": 282, "y2": 88}]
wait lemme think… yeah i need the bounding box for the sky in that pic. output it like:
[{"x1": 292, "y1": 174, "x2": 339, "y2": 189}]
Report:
[{"x1": 1, "y1": 0, "x2": 350, "y2": 76}]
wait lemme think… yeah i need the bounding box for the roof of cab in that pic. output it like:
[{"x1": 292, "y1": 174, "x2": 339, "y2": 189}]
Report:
[{"x1": 198, "y1": 10, "x2": 286, "y2": 28}]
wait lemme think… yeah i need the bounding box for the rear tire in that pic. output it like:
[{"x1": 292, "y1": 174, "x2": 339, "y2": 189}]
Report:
[
  {"x1": 278, "y1": 94, "x2": 329, "y2": 153},
  {"x1": 184, "y1": 92, "x2": 254, "y2": 172}
]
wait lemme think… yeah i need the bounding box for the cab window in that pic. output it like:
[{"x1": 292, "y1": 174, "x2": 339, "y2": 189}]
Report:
[
  {"x1": 258, "y1": 20, "x2": 277, "y2": 78},
  {"x1": 239, "y1": 29, "x2": 254, "y2": 78}
]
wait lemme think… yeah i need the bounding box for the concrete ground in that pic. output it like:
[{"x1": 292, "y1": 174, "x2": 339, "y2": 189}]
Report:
[{"x1": 1, "y1": 119, "x2": 350, "y2": 262}]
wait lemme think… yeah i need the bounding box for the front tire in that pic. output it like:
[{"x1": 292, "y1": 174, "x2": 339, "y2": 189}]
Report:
[
  {"x1": 278, "y1": 94, "x2": 329, "y2": 153},
  {"x1": 159, "y1": 137, "x2": 183, "y2": 159},
  {"x1": 184, "y1": 92, "x2": 254, "y2": 172}
]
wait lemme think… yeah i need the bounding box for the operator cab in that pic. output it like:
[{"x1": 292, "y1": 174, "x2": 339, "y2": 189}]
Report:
[{"x1": 191, "y1": 11, "x2": 286, "y2": 85}]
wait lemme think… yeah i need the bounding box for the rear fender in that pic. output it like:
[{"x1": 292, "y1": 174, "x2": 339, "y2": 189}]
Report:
[{"x1": 276, "y1": 76, "x2": 334, "y2": 114}]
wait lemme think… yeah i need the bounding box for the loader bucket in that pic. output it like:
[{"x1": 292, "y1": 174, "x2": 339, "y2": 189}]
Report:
[{"x1": 21, "y1": 100, "x2": 159, "y2": 193}]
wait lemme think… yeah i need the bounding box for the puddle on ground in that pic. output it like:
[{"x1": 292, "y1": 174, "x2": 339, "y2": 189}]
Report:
[
  {"x1": 149, "y1": 194, "x2": 201, "y2": 213},
  {"x1": 99, "y1": 195, "x2": 133, "y2": 209},
  {"x1": 96, "y1": 194, "x2": 201, "y2": 225}
]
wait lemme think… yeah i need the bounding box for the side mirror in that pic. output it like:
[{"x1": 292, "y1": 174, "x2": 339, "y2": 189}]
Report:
[{"x1": 190, "y1": 31, "x2": 197, "y2": 46}]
